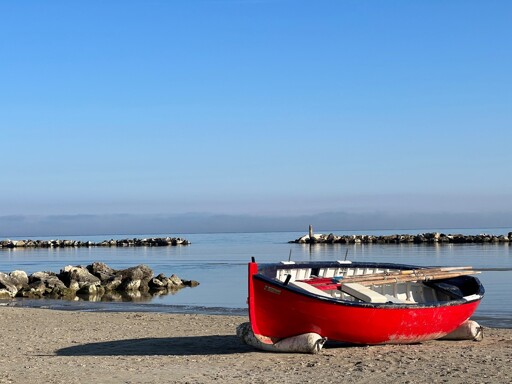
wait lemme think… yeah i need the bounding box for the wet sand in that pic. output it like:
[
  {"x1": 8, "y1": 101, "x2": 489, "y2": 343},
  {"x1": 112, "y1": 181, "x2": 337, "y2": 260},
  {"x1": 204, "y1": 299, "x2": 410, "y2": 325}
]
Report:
[{"x1": 0, "y1": 307, "x2": 511, "y2": 383}]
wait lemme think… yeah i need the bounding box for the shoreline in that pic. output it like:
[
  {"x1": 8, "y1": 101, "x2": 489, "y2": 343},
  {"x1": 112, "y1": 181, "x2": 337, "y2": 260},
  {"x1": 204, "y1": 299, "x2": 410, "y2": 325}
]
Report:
[
  {"x1": 0, "y1": 307, "x2": 511, "y2": 383},
  {"x1": 5, "y1": 297, "x2": 248, "y2": 316},
  {"x1": 6, "y1": 300, "x2": 512, "y2": 330},
  {"x1": 7, "y1": 298, "x2": 512, "y2": 329}
]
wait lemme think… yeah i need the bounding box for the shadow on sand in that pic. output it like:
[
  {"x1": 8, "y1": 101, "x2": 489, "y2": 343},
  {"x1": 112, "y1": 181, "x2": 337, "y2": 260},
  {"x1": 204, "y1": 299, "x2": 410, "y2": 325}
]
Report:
[{"x1": 57, "y1": 335, "x2": 253, "y2": 356}]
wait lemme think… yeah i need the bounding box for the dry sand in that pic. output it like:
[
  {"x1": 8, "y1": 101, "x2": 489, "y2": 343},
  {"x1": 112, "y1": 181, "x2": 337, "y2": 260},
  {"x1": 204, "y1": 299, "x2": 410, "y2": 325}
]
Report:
[{"x1": 0, "y1": 307, "x2": 511, "y2": 384}]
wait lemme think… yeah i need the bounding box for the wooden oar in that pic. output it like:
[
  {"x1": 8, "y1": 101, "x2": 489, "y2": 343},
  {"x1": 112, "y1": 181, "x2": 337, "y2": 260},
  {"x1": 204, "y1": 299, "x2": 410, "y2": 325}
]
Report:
[
  {"x1": 335, "y1": 266, "x2": 474, "y2": 284},
  {"x1": 340, "y1": 267, "x2": 475, "y2": 283},
  {"x1": 341, "y1": 270, "x2": 480, "y2": 286},
  {"x1": 397, "y1": 266, "x2": 473, "y2": 275}
]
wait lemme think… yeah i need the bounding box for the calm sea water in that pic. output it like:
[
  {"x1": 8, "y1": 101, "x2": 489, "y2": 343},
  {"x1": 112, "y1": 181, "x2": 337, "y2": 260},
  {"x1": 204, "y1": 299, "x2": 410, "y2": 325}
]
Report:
[{"x1": 1, "y1": 229, "x2": 511, "y2": 328}]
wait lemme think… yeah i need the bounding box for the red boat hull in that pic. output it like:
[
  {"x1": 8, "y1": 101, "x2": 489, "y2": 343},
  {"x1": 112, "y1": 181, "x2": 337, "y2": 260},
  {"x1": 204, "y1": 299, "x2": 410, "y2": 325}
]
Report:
[{"x1": 248, "y1": 262, "x2": 482, "y2": 345}]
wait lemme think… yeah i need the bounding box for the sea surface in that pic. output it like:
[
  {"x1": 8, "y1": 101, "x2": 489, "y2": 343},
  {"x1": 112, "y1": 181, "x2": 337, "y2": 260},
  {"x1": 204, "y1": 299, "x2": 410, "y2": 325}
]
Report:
[{"x1": 1, "y1": 229, "x2": 511, "y2": 328}]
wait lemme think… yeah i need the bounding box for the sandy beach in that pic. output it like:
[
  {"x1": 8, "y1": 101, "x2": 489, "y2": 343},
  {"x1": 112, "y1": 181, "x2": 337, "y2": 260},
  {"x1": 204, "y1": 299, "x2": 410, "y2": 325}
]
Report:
[{"x1": 0, "y1": 307, "x2": 510, "y2": 384}]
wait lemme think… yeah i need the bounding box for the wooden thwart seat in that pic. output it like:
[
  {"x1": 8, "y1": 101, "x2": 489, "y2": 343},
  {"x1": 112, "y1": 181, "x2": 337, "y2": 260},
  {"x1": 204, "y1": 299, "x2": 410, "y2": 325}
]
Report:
[
  {"x1": 340, "y1": 283, "x2": 389, "y2": 303},
  {"x1": 288, "y1": 281, "x2": 333, "y2": 298}
]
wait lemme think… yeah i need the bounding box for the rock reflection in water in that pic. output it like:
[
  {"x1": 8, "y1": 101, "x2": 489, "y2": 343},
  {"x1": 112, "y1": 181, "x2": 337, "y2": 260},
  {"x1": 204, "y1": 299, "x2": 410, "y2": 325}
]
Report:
[{"x1": 76, "y1": 286, "x2": 186, "y2": 302}]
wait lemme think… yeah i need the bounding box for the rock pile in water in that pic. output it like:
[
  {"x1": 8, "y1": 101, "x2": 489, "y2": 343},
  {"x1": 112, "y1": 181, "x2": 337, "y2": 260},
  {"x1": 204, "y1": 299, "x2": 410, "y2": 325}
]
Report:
[
  {"x1": 290, "y1": 232, "x2": 512, "y2": 245},
  {"x1": 0, "y1": 262, "x2": 199, "y2": 300},
  {"x1": 0, "y1": 237, "x2": 190, "y2": 248}
]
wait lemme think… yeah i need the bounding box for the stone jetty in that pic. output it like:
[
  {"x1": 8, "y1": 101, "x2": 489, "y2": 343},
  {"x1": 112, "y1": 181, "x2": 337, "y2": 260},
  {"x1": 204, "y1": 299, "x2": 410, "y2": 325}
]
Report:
[
  {"x1": 290, "y1": 231, "x2": 512, "y2": 245},
  {"x1": 0, "y1": 236, "x2": 190, "y2": 249},
  {"x1": 0, "y1": 262, "x2": 199, "y2": 300}
]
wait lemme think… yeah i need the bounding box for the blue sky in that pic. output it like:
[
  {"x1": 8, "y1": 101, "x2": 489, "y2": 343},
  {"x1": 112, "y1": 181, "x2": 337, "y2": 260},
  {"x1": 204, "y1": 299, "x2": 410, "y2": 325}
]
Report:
[{"x1": 1, "y1": 1, "x2": 511, "y2": 234}]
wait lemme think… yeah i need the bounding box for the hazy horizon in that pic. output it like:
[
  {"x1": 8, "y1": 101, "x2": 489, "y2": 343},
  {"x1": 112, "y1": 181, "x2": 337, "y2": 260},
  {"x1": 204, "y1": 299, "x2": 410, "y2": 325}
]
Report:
[{"x1": 2, "y1": 211, "x2": 511, "y2": 238}]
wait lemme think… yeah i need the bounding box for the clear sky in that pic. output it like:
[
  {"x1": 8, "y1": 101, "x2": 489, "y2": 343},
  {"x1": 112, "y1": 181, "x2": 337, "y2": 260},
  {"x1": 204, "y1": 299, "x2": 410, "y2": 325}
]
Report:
[{"x1": 1, "y1": 1, "x2": 511, "y2": 234}]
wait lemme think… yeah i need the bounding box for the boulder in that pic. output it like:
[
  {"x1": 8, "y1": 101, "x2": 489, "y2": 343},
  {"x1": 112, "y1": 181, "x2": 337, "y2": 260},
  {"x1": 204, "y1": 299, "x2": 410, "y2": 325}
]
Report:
[
  {"x1": 58, "y1": 266, "x2": 101, "y2": 290},
  {"x1": 149, "y1": 277, "x2": 167, "y2": 290},
  {"x1": 115, "y1": 264, "x2": 153, "y2": 291},
  {"x1": 103, "y1": 275, "x2": 123, "y2": 291},
  {"x1": 121, "y1": 279, "x2": 141, "y2": 291},
  {"x1": 0, "y1": 272, "x2": 18, "y2": 298},
  {"x1": 2, "y1": 240, "x2": 15, "y2": 248},
  {"x1": 9, "y1": 270, "x2": 29, "y2": 290},
  {"x1": 182, "y1": 279, "x2": 200, "y2": 287},
  {"x1": 293, "y1": 235, "x2": 309, "y2": 244},
  {"x1": 17, "y1": 280, "x2": 48, "y2": 298},
  {"x1": 30, "y1": 271, "x2": 65, "y2": 288},
  {"x1": 167, "y1": 274, "x2": 183, "y2": 287},
  {"x1": 87, "y1": 262, "x2": 115, "y2": 282},
  {"x1": 326, "y1": 233, "x2": 336, "y2": 243}
]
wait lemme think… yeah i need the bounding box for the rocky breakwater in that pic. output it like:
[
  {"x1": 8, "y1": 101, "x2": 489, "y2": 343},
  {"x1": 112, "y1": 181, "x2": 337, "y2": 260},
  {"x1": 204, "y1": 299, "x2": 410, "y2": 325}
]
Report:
[
  {"x1": 290, "y1": 232, "x2": 512, "y2": 244},
  {"x1": 0, "y1": 236, "x2": 190, "y2": 248},
  {"x1": 0, "y1": 262, "x2": 199, "y2": 301}
]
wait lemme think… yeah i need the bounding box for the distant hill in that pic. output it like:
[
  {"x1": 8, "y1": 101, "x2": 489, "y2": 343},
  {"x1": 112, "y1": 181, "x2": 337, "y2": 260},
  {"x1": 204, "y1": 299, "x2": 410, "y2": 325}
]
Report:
[{"x1": 1, "y1": 211, "x2": 511, "y2": 237}]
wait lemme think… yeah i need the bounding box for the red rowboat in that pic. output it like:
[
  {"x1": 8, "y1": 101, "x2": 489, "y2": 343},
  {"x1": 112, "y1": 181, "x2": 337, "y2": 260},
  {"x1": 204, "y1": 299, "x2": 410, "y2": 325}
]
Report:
[{"x1": 248, "y1": 259, "x2": 484, "y2": 345}]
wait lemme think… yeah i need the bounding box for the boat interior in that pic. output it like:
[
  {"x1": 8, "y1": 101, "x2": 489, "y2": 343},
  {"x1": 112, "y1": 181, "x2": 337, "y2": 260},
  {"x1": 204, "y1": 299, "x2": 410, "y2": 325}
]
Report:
[{"x1": 263, "y1": 261, "x2": 482, "y2": 305}]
